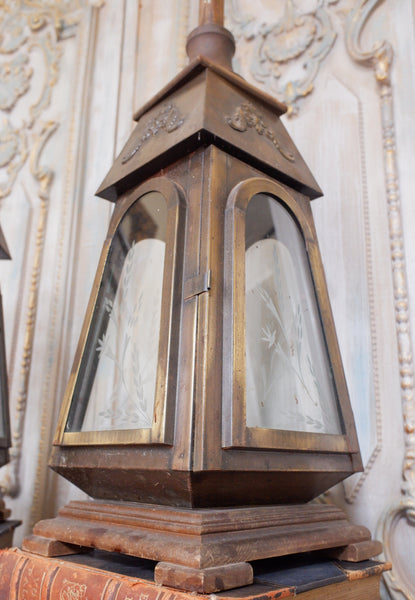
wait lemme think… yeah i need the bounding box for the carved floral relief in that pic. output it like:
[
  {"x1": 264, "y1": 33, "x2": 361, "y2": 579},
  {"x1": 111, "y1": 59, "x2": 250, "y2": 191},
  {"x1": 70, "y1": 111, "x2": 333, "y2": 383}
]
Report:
[
  {"x1": 0, "y1": 54, "x2": 32, "y2": 111},
  {"x1": 0, "y1": 2, "x2": 88, "y2": 201},
  {"x1": 228, "y1": 0, "x2": 339, "y2": 115}
]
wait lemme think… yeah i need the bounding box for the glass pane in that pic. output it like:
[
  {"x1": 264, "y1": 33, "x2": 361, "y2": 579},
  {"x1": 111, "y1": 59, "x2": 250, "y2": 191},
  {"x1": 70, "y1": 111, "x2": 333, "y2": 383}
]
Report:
[
  {"x1": 245, "y1": 194, "x2": 342, "y2": 435},
  {"x1": 65, "y1": 192, "x2": 167, "y2": 433}
]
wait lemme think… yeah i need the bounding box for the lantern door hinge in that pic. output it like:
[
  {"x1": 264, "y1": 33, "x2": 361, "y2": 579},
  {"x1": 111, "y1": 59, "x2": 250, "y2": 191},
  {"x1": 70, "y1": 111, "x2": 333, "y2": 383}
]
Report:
[{"x1": 184, "y1": 270, "x2": 211, "y2": 300}]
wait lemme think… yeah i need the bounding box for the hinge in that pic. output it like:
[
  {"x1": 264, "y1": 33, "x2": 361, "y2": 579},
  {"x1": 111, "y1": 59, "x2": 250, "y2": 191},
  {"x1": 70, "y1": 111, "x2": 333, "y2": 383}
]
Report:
[{"x1": 183, "y1": 270, "x2": 211, "y2": 301}]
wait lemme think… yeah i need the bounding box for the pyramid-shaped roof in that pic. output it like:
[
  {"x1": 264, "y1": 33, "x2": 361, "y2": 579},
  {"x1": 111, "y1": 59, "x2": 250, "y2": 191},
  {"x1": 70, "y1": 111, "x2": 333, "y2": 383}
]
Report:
[{"x1": 97, "y1": 57, "x2": 322, "y2": 202}]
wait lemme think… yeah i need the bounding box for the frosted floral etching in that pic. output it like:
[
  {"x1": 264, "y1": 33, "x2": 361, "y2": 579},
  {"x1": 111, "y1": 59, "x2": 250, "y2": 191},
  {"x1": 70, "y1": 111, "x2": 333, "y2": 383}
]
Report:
[
  {"x1": 82, "y1": 239, "x2": 165, "y2": 432},
  {"x1": 245, "y1": 202, "x2": 341, "y2": 435}
]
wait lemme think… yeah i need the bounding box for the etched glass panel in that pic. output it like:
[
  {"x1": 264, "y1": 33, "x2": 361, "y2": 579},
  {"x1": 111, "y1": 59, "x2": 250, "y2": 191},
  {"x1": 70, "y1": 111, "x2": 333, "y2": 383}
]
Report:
[
  {"x1": 245, "y1": 194, "x2": 342, "y2": 434},
  {"x1": 65, "y1": 192, "x2": 167, "y2": 433}
]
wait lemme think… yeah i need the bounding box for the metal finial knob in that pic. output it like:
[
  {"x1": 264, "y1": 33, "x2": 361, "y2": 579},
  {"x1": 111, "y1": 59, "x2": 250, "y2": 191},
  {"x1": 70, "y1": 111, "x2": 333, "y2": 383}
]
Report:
[{"x1": 186, "y1": 0, "x2": 235, "y2": 69}]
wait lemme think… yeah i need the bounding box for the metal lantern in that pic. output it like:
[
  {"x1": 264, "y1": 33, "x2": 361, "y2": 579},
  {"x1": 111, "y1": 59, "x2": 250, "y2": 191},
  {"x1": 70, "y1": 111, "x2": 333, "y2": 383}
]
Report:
[{"x1": 24, "y1": 1, "x2": 381, "y2": 593}]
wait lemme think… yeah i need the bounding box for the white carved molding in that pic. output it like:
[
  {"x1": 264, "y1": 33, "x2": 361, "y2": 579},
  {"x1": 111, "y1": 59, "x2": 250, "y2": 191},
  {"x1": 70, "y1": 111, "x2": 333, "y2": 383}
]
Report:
[
  {"x1": 228, "y1": 0, "x2": 339, "y2": 115},
  {"x1": 0, "y1": 1, "x2": 113, "y2": 541},
  {"x1": 0, "y1": 1, "x2": 92, "y2": 501},
  {"x1": 346, "y1": 1, "x2": 415, "y2": 599}
]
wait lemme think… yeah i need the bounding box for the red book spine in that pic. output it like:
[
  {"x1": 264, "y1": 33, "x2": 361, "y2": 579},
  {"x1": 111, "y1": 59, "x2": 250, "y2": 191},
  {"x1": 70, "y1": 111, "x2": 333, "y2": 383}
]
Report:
[{"x1": 0, "y1": 548, "x2": 199, "y2": 600}]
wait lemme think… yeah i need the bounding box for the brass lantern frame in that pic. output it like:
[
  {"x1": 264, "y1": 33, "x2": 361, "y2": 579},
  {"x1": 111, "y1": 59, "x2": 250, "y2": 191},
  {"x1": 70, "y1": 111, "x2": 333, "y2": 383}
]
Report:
[
  {"x1": 222, "y1": 176, "x2": 359, "y2": 455},
  {"x1": 55, "y1": 177, "x2": 186, "y2": 447}
]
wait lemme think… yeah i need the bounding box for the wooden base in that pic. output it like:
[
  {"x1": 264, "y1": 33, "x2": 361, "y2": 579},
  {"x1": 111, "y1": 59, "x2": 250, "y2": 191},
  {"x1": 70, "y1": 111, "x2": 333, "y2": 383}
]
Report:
[
  {"x1": 155, "y1": 561, "x2": 253, "y2": 593},
  {"x1": 23, "y1": 500, "x2": 382, "y2": 593}
]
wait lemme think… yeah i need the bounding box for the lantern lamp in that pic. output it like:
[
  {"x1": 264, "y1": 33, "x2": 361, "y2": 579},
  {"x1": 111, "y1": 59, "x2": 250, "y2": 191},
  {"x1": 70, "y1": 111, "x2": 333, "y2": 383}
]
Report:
[{"x1": 23, "y1": 1, "x2": 381, "y2": 592}]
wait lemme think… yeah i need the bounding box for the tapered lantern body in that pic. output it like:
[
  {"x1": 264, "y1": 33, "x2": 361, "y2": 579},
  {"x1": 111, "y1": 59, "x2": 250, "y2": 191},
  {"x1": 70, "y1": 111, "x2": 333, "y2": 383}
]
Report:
[{"x1": 24, "y1": 10, "x2": 381, "y2": 594}]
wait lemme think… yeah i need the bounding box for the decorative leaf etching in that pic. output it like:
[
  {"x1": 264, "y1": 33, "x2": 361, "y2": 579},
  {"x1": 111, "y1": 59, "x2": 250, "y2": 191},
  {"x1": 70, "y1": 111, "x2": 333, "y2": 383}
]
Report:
[
  {"x1": 83, "y1": 239, "x2": 166, "y2": 432},
  {"x1": 246, "y1": 238, "x2": 328, "y2": 433},
  {"x1": 0, "y1": 118, "x2": 27, "y2": 198},
  {"x1": 226, "y1": 102, "x2": 295, "y2": 162},
  {"x1": 229, "y1": 0, "x2": 338, "y2": 115},
  {"x1": 121, "y1": 104, "x2": 185, "y2": 164},
  {"x1": 97, "y1": 244, "x2": 151, "y2": 428}
]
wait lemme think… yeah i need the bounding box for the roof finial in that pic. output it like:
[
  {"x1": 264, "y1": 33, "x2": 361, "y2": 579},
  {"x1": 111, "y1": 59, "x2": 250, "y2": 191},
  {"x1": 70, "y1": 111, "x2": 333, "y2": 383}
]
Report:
[{"x1": 186, "y1": 0, "x2": 234, "y2": 70}]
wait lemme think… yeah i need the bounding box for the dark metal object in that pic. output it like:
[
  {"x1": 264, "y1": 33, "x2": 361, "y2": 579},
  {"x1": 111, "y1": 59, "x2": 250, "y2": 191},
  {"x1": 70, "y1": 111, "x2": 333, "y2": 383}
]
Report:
[{"x1": 0, "y1": 226, "x2": 11, "y2": 464}]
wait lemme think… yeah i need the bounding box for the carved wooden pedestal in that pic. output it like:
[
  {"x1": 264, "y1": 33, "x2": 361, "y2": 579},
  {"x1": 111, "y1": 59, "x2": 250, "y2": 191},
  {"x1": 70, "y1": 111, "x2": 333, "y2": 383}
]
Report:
[{"x1": 22, "y1": 500, "x2": 382, "y2": 593}]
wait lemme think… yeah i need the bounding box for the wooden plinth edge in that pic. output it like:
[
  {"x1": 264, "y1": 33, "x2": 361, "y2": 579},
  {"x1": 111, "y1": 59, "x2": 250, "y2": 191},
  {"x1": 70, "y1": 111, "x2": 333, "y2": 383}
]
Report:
[
  {"x1": 325, "y1": 539, "x2": 383, "y2": 562},
  {"x1": 22, "y1": 500, "x2": 383, "y2": 593},
  {"x1": 155, "y1": 561, "x2": 253, "y2": 593},
  {"x1": 23, "y1": 534, "x2": 89, "y2": 557}
]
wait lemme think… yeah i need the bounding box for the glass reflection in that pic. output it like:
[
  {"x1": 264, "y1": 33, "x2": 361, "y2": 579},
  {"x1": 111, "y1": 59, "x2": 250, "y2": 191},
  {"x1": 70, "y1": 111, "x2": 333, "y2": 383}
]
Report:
[
  {"x1": 66, "y1": 192, "x2": 167, "y2": 433},
  {"x1": 245, "y1": 194, "x2": 342, "y2": 435}
]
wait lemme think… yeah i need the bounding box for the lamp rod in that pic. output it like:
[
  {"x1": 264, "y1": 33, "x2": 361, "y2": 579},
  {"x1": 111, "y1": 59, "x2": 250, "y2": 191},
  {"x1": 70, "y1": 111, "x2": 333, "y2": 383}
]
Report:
[{"x1": 199, "y1": 0, "x2": 224, "y2": 27}]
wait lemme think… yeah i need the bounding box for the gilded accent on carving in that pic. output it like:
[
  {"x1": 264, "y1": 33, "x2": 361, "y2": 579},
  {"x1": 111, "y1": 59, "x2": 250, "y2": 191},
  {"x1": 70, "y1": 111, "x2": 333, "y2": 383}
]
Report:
[
  {"x1": 227, "y1": 102, "x2": 295, "y2": 162},
  {"x1": 0, "y1": 54, "x2": 32, "y2": 110},
  {"x1": 228, "y1": 0, "x2": 339, "y2": 115},
  {"x1": 121, "y1": 104, "x2": 185, "y2": 164},
  {"x1": 0, "y1": 119, "x2": 28, "y2": 198},
  {"x1": 4, "y1": 123, "x2": 58, "y2": 497},
  {"x1": 28, "y1": 32, "x2": 62, "y2": 126},
  {"x1": 2, "y1": 194, "x2": 49, "y2": 498},
  {"x1": 377, "y1": 503, "x2": 415, "y2": 600},
  {"x1": 347, "y1": 2, "x2": 414, "y2": 599},
  {"x1": 345, "y1": 0, "x2": 392, "y2": 83},
  {"x1": 0, "y1": 2, "x2": 84, "y2": 205},
  {"x1": 30, "y1": 120, "x2": 59, "y2": 196}
]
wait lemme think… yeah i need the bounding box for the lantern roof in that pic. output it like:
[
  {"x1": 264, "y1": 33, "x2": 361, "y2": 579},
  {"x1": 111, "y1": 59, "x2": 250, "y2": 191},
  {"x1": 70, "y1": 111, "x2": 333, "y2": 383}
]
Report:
[{"x1": 96, "y1": 55, "x2": 322, "y2": 202}]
